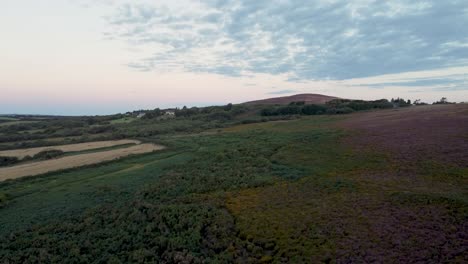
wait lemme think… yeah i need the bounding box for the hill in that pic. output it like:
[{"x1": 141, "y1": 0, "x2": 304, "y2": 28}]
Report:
[{"x1": 244, "y1": 93, "x2": 339, "y2": 105}]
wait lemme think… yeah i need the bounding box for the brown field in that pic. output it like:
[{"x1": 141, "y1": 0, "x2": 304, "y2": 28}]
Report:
[
  {"x1": 0, "y1": 139, "x2": 141, "y2": 159},
  {"x1": 0, "y1": 143, "x2": 164, "y2": 181}
]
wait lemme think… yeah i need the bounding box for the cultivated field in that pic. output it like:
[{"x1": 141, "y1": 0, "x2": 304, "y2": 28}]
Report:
[
  {"x1": 0, "y1": 143, "x2": 164, "y2": 181},
  {"x1": 0, "y1": 139, "x2": 140, "y2": 158}
]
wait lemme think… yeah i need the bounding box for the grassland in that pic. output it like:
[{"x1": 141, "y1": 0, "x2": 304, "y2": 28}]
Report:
[
  {"x1": 110, "y1": 116, "x2": 138, "y2": 124},
  {"x1": 0, "y1": 105, "x2": 466, "y2": 263},
  {"x1": 0, "y1": 120, "x2": 39, "y2": 127}
]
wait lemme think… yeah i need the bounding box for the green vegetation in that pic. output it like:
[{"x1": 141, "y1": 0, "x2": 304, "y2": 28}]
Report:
[
  {"x1": 0, "y1": 150, "x2": 65, "y2": 167},
  {"x1": 0, "y1": 101, "x2": 465, "y2": 262},
  {"x1": 110, "y1": 117, "x2": 137, "y2": 124},
  {"x1": 433, "y1": 97, "x2": 456, "y2": 105},
  {"x1": 0, "y1": 156, "x2": 19, "y2": 167},
  {"x1": 260, "y1": 98, "x2": 402, "y2": 117}
]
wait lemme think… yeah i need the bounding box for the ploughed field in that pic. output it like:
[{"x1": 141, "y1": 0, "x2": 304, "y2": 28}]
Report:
[{"x1": 0, "y1": 105, "x2": 466, "y2": 263}]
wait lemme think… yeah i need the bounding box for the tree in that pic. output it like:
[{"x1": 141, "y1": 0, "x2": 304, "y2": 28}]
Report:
[
  {"x1": 302, "y1": 104, "x2": 326, "y2": 115},
  {"x1": 433, "y1": 97, "x2": 453, "y2": 105},
  {"x1": 223, "y1": 103, "x2": 233, "y2": 111}
]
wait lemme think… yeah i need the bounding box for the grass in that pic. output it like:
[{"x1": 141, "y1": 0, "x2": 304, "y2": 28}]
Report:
[
  {"x1": 110, "y1": 117, "x2": 137, "y2": 124},
  {"x1": 0, "y1": 149, "x2": 192, "y2": 234},
  {"x1": 0, "y1": 117, "x2": 19, "y2": 122},
  {"x1": 0, "y1": 120, "x2": 39, "y2": 127},
  {"x1": 64, "y1": 143, "x2": 137, "y2": 156}
]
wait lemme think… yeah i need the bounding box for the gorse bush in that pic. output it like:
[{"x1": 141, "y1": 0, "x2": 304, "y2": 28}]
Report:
[
  {"x1": 302, "y1": 104, "x2": 327, "y2": 115},
  {"x1": 0, "y1": 156, "x2": 19, "y2": 167},
  {"x1": 31, "y1": 150, "x2": 65, "y2": 160}
]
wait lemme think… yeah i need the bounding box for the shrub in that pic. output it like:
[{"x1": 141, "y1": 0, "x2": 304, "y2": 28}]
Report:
[
  {"x1": 260, "y1": 107, "x2": 278, "y2": 116},
  {"x1": 302, "y1": 104, "x2": 327, "y2": 115},
  {"x1": 0, "y1": 156, "x2": 19, "y2": 167},
  {"x1": 0, "y1": 192, "x2": 10, "y2": 208},
  {"x1": 206, "y1": 111, "x2": 233, "y2": 121},
  {"x1": 327, "y1": 107, "x2": 355, "y2": 114},
  {"x1": 32, "y1": 150, "x2": 65, "y2": 160},
  {"x1": 277, "y1": 105, "x2": 302, "y2": 115},
  {"x1": 335, "y1": 107, "x2": 355, "y2": 114}
]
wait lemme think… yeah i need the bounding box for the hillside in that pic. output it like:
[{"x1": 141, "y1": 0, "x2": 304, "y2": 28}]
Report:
[{"x1": 244, "y1": 93, "x2": 339, "y2": 105}]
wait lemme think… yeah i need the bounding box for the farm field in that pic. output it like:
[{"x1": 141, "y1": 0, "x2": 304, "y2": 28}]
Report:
[
  {"x1": 0, "y1": 103, "x2": 466, "y2": 263},
  {"x1": 0, "y1": 143, "x2": 164, "y2": 181},
  {"x1": 0, "y1": 139, "x2": 141, "y2": 159}
]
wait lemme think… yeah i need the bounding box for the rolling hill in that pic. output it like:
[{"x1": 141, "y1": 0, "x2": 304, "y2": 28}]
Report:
[{"x1": 244, "y1": 93, "x2": 339, "y2": 105}]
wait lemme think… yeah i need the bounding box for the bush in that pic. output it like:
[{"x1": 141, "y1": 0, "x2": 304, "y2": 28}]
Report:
[
  {"x1": 277, "y1": 105, "x2": 302, "y2": 115},
  {"x1": 260, "y1": 107, "x2": 278, "y2": 116},
  {"x1": 327, "y1": 107, "x2": 355, "y2": 114},
  {"x1": 302, "y1": 104, "x2": 327, "y2": 115},
  {"x1": 32, "y1": 150, "x2": 65, "y2": 160},
  {"x1": 0, "y1": 156, "x2": 19, "y2": 167},
  {"x1": 0, "y1": 192, "x2": 10, "y2": 208},
  {"x1": 206, "y1": 111, "x2": 233, "y2": 121}
]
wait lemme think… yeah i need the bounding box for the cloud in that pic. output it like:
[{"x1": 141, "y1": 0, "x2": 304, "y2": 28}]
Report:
[
  {"x1": 105, "y1": 0, "x2": 468, "y2": 81},
  {"x1": 268, "y1": 89, "x2": 298, "y2": 95}
]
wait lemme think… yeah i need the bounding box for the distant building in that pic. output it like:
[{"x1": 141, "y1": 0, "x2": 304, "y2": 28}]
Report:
[
  {"x1": 136, "y1": 113, "x2": 146, "y2": 118},
  {"x1": 164, "y1": 111, "x2": 175, "y2": 116}
]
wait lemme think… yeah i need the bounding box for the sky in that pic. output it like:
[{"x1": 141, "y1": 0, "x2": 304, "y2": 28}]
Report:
[{"x1": 1, "y1": 0, "x2": 467, "y2": 115}]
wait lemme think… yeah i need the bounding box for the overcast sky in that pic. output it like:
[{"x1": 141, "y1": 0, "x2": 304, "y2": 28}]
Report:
[{"x1": 1, "y1": 0, "x2": 467, "y2": 115}]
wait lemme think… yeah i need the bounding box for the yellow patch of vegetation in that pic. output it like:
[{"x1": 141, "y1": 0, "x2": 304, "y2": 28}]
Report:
[
  {"x1": 0, "y1": 143, "x2": 164, "y2": 181},
  {"x1": 0, "y1": 139, "x2": 141, "y2": 159}
]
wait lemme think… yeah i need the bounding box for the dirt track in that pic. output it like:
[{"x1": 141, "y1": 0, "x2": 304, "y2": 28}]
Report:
[
  {"x1": 0, "y1": 139, "x2": 140, "y2": 159},
  {"x1": 0, "y1": 143, "x2": 164, "y2": 181}
]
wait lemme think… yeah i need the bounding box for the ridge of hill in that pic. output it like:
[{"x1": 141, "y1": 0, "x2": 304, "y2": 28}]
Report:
[{"x1": 244, "y1": 93, "x2": 339, "y2": 105}]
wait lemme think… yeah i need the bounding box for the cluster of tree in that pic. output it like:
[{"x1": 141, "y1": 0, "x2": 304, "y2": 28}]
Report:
[
  {"x1": 328, "y1": 99, "x2": 396, "y2": 110},
  {"x1": 433, "y1": 97, "x2": 455, "y2": 105},
  {"x1": 142, "y1": 108, "x2": 163, "y2": 119},
  {"x1": 261, "y1": 103, "x2": 328, "y2": 116},
  {"x1": 261, "y1": 99, "x2": 402, "y2": 116},
  {"x1": 413, "y1": 97, "x2": 455, "y2": 106},
  {"x1": 390, "y1": 98, "x2": 412, "y2": 107},
  {"x1": 413, "y1": 99, "x2": 428, "y2": 105},
  {"x1": 139, "y1": 104, "x2": 246, "y2": 121}
]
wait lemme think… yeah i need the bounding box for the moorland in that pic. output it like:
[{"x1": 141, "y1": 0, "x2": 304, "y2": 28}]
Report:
[{"x1": 0, "y1": 95, "x2": 466, "y2": 263}]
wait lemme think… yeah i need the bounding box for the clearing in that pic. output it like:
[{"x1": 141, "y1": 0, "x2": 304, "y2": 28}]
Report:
[{"x1": 0, "y1": 143, "x2": 164, "y2": 181}]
